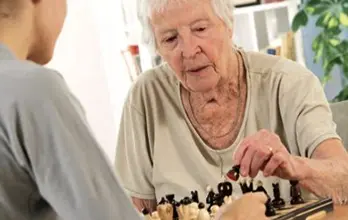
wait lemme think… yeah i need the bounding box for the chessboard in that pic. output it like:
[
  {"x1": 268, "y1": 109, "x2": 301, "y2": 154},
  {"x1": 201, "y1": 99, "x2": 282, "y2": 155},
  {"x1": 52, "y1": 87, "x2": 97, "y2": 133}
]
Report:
[
  {"x1": 271, "y1": 198, "x2": 334, "y2": 220},
  {"x1": 141, "y1": 165, "x2": 334, "y2": 220}
]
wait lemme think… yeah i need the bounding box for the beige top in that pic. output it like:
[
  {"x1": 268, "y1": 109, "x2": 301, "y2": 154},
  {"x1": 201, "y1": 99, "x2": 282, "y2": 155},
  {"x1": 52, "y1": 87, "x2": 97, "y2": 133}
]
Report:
[{"x1": 115, "y1": 50, "x2": 340, "y2": 204}]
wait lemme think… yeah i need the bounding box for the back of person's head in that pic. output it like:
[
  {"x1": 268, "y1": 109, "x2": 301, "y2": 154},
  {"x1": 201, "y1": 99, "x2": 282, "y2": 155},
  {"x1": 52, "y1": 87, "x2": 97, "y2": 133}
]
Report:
[{"x1": 0, "y1": 0, "x2": 67, "y2": 65}]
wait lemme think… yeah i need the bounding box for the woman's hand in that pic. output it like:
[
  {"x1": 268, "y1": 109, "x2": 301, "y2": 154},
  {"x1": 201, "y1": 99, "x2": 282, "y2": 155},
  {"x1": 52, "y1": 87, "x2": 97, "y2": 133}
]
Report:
[
  {"x1": 216, "y1": 192, "x2": 268, "y2": 220},
  {"x1": 233, "y1": 129, "x2": 309, "y2": 180}
]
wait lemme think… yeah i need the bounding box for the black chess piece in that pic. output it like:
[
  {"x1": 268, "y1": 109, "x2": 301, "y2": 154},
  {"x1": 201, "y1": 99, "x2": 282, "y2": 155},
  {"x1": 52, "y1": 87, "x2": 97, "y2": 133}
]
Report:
[
  {"x1": 265, "y1": 198, "x2": 277, "y2": 217},
  {"x1": 191, "y1": 190, "x2": 199, "y2": 203},
  {"x1": 255, "y1": 180, "x2": 277, "y2": 217},
  {"x1": 290, "y1": 180, "x2": 305, "y2": 205},
  {"x1": 246, "y1": 179, "x2": 254, "y2": 193},
  {"x1": 271, "y1": 183, "x2": 285, "y2": 208},
  {"x1": 218, "y1": 181, "x2": 233, "y2": 198},
  {"x1": 239, "y1": 180, "x2": 248, "y2": 194}
]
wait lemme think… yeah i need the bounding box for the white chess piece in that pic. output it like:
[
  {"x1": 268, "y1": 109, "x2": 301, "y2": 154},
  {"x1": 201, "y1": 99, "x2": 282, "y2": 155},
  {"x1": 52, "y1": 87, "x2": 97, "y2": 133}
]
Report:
[
  {"x1": 197, "y1": 203, "x2": 210, "y2": 220},
  {"x1": 210, "y1": 205, "x2": 220, "y2": 219},
  {"x1": 151, "y1": 211, "x2": 161, "y2": 220},
  {"x1": 157, "y1": 203, "x2": 173, "y2": 220},
  {"x1": 188, "y1": 202, "x2": 199, "y2": 219}
]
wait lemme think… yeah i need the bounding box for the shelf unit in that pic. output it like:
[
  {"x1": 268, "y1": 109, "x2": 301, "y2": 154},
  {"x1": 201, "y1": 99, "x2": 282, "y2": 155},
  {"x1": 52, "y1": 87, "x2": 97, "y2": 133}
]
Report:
[{"x1": 122, "y1": 0, "x2": 305, "y2": 72}]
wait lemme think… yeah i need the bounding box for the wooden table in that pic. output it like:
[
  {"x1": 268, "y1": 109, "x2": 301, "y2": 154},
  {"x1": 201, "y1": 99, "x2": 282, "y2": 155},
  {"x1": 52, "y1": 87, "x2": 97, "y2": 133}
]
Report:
[{"x1": 323, "y1": 205, "x2": 348, "y2": 219}]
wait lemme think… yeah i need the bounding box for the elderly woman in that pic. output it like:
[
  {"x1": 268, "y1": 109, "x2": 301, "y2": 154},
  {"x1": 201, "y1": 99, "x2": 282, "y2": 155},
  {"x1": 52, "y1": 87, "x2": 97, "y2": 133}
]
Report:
[{"x1": 115, "y1": 0, "x2": 348, "y2": 213}]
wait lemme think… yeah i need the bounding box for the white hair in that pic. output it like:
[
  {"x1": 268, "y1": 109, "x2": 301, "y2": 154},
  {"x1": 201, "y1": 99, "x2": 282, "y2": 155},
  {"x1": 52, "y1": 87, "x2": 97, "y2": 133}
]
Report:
[{"x1": 137, "y1": 0, "x2": 235, "y2": 55}]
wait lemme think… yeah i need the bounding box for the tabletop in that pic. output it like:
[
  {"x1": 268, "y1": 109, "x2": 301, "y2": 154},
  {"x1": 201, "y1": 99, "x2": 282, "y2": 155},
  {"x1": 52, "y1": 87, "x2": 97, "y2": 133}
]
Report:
[{"x1": 323, "y1": 205, "x2": 348, "y2": 219}]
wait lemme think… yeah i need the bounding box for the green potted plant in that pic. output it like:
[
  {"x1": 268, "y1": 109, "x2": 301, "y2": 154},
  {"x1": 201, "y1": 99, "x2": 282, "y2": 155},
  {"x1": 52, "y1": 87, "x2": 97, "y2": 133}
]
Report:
[{"x1": 291, "y1": 0, "x2": 348, "y2": 101}]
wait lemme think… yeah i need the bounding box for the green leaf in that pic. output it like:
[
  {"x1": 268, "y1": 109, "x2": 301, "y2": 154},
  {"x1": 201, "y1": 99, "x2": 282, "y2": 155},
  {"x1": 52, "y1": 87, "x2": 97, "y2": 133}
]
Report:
[
  {"x1": 310, "y1": 5, "x2": 330, "y2": 15},
  {"x1": 340, "y1": 12, "x2": 348, "y2": 26},
  {"x1": 316, "y1": 11, "x2": 332, "y2": 27},
  {"x1": 314, "y1": 42, "x2": 324, "y2": 63},
  {"x1": 291, "y1": 10, "x2": 308, "y2": 32},
  {"x1": 330, "y1": 38, "x2": 341, "y2": 46},
  {"x1": 312, "y1": 34, "x2": 323, "y2": 51},
  {"x1": 328, "y1": 16, "x2": 339, "y2": 29},
  {"x1": 306, "y1": 0, "x2": 322, "y2": 7}
]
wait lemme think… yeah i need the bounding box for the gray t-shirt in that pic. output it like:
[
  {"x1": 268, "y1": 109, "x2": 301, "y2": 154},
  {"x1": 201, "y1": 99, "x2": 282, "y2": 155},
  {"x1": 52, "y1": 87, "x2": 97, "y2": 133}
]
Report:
[{"x1": 0, "y1": 44, "x2": 141, "y2": 220}]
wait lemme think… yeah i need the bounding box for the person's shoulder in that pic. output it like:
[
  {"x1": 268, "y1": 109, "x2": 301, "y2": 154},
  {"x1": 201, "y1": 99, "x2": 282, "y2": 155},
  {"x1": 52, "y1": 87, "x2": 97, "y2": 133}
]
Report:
[
  {"x1": 244, "y1": 50, "x2": 313, "y2": 78},
  {"x1": 0, "y1": 59, "x2": 68, "y2": 102},
  {"x1": 126, "y1": 62, "x2": 178, "y2": 105}
]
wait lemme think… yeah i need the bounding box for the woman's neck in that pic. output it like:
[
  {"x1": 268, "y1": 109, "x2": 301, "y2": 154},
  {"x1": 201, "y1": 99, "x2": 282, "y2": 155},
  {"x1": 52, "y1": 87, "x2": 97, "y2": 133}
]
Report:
[{"x1": 181, "y1": 51, "x2": 248, "y2": 149}]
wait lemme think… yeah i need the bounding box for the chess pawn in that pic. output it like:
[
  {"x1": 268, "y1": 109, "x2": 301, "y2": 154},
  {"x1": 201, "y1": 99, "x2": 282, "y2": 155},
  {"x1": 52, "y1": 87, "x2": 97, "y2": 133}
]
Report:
[
  {"x1": 210, "y1": 205, "x2": 220, "y2": 219},
  {"x1": 150, "y1": 211, "x2": 161, "y2": 220},
  {"x1": 197, "y1": 203, "x2": 210, "y2": 220},
  {"x1": 188, "y1": 202, "x2": 199, "y2": 220},
  {"x1": 238, "y1": 178, "x2": 248, "y2": 194},
  {"x1": 157, "y1": 202, "x2": 173, "y2": 220},
  {"x1": 206, "y1": 185, "x2": 216, "y2": 211},
  {"x1": 265, "y1": 198, "x2": 277, "y2": 217},
  {"x1": 271, "y1": 182, "x2": 285, "y2": 208},
  {"x1": 247, "y1": 178, "x2": 254, "y2": 192},
  {"x1": 223, "y1": 196, "x2": 232, "y2": 205},
  {"x1": 290, "y1": 180, "x2": 305, "y2": 205},
  {"x1": 177, "y1": 197, "x2": 192, "y2": 220}
]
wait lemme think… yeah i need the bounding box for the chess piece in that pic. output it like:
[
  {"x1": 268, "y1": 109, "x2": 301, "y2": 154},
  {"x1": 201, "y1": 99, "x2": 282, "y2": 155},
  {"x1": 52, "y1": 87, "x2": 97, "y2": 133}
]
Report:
[
  {"x1": 217, "y1": 181, "x2": 233, "y2": 198},
  {"x1": 223, "y1": 195, "x2": 232, "y2": 205},
  {"x1": 265, "y1": 199, "x2": 277, "y2": 217},
  {"x1": 191, "y1": 190, "x2": 199, "y2": 203},
  {"x1": 157, "y1": 198, "x2": 173, "y2": 220},
  {"x1": 197, "y1": 203, "x2": 210, "y2": 220},
  {"x1": 210, "y1": 205, "x2": 220, "y2": 219},
  {"x1": 239, "y1": 179, "x2": 248, "y2": 194},
  {"x1": 226, "y1": 165, "x2": 240, "y2": 181},
  {"x1": 142, "y1": 208, "x2": 152, "y2": 220},
  {"x1": 290, "y1": 180, "x2": 305, "y2": 205},
  {"x1": 205, "y1": 185, "x2": 216, "y2": 211},
  {"x1": 177, "y1": 197, "x2": 192, "y2": 220},
  {"x1": 188, "y1": 202, "x2": 199, "y2": 219},
  {"x1": 247, "y1": 178, "x2": 254, "y2": 192},
  {"x1": 151, "y1": 211, "x2": 161, "y2": 220},
  {"x1": 271, "y1": 182, "x2": 285, "y2": 208},
  {"x1": 166, "y1": 194, "x2": 179, "y2": 219},
  {"x1": 255, "y1": 180, "x2": 276, "y2": 217}
]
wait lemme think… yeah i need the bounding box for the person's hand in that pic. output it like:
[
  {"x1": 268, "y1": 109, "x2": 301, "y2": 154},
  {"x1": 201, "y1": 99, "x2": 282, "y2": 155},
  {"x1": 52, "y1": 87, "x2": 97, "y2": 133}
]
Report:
[
  {"x1": 233, "y1": 129, "x2": 308, "y2": 179},
  {"x1": 216, "y1": 192, "x2": 268, "y2": 220}
]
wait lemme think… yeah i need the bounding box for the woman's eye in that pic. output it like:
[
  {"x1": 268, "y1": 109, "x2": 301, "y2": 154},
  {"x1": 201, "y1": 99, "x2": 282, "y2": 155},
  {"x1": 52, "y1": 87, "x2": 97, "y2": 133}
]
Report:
[
  {"x1": 165, "y1": 36, "x2": 177, "y2": 43},
  {"x1": 195, "y1": 27, "x2": 206, "y2": 32}
]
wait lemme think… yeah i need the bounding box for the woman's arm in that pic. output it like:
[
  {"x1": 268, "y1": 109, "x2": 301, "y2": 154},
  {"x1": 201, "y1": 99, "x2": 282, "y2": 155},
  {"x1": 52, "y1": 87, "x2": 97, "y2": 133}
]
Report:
[{"x1": 299, "y1": 139, "x2": 348, "y2": 204}]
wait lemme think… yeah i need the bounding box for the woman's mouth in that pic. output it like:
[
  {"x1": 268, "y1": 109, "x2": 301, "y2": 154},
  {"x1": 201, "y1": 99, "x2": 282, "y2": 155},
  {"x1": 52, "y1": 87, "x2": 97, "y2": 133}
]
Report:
[{"x1": 187, "y1": 65, "x2": 209, "y2": 74}]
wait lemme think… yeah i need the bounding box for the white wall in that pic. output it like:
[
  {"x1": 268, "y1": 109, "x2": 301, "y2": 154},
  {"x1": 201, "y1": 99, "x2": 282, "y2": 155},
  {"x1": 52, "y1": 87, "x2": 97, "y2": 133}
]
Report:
[{"x1": 47, "y1": 0, "x2": 132, "y2": 163}]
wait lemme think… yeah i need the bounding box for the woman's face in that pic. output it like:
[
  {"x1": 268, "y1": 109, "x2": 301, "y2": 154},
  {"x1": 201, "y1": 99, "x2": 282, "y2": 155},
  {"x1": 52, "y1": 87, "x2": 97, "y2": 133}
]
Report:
[{"x1": 151, "y1": 0, "x2": 233, "y2": 92}]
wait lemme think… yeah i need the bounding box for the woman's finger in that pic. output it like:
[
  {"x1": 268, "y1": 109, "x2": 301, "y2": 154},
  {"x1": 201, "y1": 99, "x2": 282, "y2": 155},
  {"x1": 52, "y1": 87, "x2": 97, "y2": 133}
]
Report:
[
  {"x1": 263, "y1": 151, "x2": 286, "y2": 177},
  {"x1": 250, "y1": 146, "x2": 273, "y2": 178}
]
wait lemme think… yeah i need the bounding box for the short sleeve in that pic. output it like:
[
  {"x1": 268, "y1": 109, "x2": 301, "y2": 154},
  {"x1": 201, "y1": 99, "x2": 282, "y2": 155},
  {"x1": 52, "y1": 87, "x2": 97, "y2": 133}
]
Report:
[
  {"x1": 6, "y1": 68, "x2": 141, "y2": 219},
  {"x1": 115, "y1": 97, "x2": 155, "y2": 200},
  {"x1": 279, "y1": 71, "x2": 341, "y2": 158}
]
